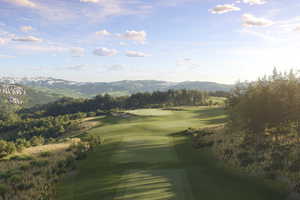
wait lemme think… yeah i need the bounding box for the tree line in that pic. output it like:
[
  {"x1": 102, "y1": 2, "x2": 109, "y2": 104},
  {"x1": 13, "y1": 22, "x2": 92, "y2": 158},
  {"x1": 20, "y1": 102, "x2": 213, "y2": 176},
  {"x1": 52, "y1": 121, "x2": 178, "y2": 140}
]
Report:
[
  {"x1": 224, "y1": 69, "x2": 300, "y2": 191},
  {"x1": 21, "y1": 89, "x2": 210, "y2": 117},
  {"x1": 227, "y1": 68, "x2": 300, "y2": 141}
]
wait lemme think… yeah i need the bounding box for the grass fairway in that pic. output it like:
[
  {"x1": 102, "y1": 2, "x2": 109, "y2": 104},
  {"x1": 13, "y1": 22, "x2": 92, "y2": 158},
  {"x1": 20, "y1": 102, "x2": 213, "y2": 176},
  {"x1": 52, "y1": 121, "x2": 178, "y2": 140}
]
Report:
[{"x1": 56, "y1": 106, "x2": 286, "y2": 200}]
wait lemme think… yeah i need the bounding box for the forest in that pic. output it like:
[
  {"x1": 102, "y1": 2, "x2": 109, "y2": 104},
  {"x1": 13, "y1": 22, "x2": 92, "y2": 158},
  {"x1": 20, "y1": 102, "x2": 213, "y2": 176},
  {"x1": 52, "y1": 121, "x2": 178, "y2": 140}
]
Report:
[{"x1": 20, "y1": 89, "x2": 210, "y2": 117}]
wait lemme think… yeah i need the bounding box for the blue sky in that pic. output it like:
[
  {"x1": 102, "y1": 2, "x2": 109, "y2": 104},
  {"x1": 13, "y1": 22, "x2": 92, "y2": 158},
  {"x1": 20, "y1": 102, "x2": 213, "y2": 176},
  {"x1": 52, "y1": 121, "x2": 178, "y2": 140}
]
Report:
[{"x1": 0, "y1": 0, "x2": 300, "y2": 83}]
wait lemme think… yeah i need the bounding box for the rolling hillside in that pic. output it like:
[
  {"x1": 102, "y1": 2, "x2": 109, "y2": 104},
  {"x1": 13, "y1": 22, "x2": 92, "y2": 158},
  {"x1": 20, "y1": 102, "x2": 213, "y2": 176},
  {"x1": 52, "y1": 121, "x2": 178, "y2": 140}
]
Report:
[
  {"x1": 0, "y1": 77, "x2": 233, "y2": 98},
  {"x1": 0, "y1": 83, "x2": 62, "y2": 110}
]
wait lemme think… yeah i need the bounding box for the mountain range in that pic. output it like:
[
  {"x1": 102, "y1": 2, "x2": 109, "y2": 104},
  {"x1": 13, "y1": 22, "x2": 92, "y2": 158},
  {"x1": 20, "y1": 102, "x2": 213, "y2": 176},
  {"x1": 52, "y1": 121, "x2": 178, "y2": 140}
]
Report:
[{"x1": 0, "y1": 77, "x2": 233, "y2": 98}]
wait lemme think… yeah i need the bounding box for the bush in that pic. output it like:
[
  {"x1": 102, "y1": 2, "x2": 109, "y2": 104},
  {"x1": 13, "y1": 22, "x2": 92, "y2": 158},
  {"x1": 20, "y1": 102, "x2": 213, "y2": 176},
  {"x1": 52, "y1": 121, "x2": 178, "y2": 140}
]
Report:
[
  {"x1": 82, "y1": 135, "x2": 102, "y2": 150},
  {"x1": 71, "y1": 142, "x2": 89, "y2": 160},
  {"x1": 30, "y1": 136, "x2": 45, "y2": 146},
  {"x1": 0, "y1": 140, "x2": 16, "y2": 158},
  {"x1": 8, "y1": 175, "x2": 22, "y2": 185},
  {"x1": 16, "y1": 138, "x2": 31, "y2": 148}
]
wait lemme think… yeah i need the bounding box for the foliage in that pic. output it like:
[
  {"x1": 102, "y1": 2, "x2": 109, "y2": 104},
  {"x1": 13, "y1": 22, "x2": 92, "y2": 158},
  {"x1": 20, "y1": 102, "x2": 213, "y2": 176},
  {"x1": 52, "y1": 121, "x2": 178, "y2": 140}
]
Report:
[
  {"x1": 206, "y1": 68, "x2": 300, "y2": 194},
  {"x1": 0, "y1": 114, "x2": 81, "y2": 141},
  {"x1": 0, "y1": 140, "x2": 16, "y2": 158},
  {"x1": 0, "y1": 147, "x2": 77, "y2": 200}
]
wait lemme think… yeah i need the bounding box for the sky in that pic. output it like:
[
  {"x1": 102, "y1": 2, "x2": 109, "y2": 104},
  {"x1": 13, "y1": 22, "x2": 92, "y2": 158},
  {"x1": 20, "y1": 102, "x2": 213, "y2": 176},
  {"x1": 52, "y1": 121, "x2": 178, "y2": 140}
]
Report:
[{"x1": 0, "y1": 0, "x2": 300, "y2": 84}]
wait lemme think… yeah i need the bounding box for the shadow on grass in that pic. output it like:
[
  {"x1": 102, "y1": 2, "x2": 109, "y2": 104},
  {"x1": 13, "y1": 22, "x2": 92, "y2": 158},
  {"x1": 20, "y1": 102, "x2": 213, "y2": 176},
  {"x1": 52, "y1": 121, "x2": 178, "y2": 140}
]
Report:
[
  {"x1": 100, "y1": 115, "x2": 151, "y2": 126},
  {"x1": 193, "y1": 106, "x2": 226, "y2": 117},
  {"x1": 171, "y1": 136, "x2": 287, "y2": 200},
  {"x1": 192, "y1": 107, "x2": 228, "y2": 125},
  {"x1": 57, "y1": 132, "x2": 287, "y2": 200}
]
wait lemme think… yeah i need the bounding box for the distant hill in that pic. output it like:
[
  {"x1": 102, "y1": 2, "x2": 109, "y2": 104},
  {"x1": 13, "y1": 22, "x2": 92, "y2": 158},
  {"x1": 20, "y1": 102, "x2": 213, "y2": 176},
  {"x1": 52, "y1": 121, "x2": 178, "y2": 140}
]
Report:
[
  {"x1": 0, "y1": 77, "x2": 233, "y2": 98},
  {"x1": 0, "y1": 83, "x2": 62, "y2": 111}
]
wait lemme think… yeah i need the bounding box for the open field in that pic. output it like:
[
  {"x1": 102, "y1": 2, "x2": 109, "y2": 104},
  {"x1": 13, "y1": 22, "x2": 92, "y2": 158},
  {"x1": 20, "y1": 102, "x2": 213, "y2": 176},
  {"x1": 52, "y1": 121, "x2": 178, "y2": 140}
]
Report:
[{"x1": 56, "y1": 106, "x2": 287, "y2": 200}]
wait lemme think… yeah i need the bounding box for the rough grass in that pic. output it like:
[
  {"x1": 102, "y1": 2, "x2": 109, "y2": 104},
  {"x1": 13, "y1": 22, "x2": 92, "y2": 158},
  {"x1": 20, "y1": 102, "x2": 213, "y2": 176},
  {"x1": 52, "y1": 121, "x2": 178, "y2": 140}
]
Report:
[{"x1": 56, "y1": 106, "x2": 286, "y2": 200}]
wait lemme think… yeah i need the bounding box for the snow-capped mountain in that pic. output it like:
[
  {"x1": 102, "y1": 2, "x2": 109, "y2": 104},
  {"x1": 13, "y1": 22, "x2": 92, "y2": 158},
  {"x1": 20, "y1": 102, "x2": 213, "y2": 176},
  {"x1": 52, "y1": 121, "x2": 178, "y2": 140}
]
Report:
[{"x1": 0, "y1": 77, "x2": 81, "y2": 86}]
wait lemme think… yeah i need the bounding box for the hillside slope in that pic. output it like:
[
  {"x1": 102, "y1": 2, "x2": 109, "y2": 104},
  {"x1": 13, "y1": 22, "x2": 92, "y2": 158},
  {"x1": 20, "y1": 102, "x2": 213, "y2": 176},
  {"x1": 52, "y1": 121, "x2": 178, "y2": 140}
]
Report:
[{"x1": 0, "y1": 83, "x2": 62, "y2": 110}]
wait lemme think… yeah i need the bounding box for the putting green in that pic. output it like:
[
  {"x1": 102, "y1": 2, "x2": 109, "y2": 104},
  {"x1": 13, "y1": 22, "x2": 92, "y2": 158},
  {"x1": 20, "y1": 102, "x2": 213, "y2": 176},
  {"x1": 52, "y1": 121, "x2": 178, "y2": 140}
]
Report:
[
  {"x1": 56, "y1": 107, "x2": 286, "y2": 200},
  {"x1": 127, "y1": 109, "x2": 173, "y2": 116}
]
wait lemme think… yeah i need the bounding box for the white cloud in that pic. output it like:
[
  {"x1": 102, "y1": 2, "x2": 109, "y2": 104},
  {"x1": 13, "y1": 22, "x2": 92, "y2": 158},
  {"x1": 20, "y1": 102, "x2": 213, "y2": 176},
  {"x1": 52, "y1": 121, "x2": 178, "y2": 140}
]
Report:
[
  {"x1": 93, "y1": 47, "x2": 118, "y2": 56},
  {"x1": 276, "y1": 16, "x2": 300, "y2": 32},
  {"x1": 242, "y1": 14, "x2": 273, "y2": 27},
  {"x1": 118, "y1": 30, "x2": 147, "y2": 44},
  {"x1": 20, "y1": 26, "x2": 33, "y2": 32},
  {"x1": 12, "y1": 36, "x2": 42, "y2": 42},
  {"x1": 125, "y1": 51, "x2": 150, "y2": 57},
  {"x1": 96, "y1": 29, "x2": 111, "y2": 36},
  {"x1": 210, "y1": 4, "x2": 240, "y2": 14},
  {"x1": 243, "y1": 0, "x2": 267, "y2": 5},
  {"x1": 3, "y1": 0, "x2": 36, "y2": 8},
  {"x1": 70, "y1": 47, "x2": 85, "y2": 57},
  {"x1": 81, "y1": 0, "x2": 147, "y2": 22}
]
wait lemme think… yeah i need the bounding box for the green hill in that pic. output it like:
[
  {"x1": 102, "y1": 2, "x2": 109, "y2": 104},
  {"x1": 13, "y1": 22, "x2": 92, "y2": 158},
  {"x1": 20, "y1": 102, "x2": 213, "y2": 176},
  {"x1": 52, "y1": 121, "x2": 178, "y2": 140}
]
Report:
[{"x1": 0, "y1": 83, "x2": 62, "y2": 111}]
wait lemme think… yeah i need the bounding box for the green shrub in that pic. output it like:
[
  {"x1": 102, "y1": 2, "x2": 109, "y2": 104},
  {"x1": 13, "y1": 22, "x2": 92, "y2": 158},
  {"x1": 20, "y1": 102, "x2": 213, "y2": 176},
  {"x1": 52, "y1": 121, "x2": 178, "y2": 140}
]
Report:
[
  {"x1": 0, "y1": 140, "x2": 17, "y2": 158},
  {"x1": 82, "y1": 135, "x2": 102, "y2": 150},
  {"x1": 30, "y1": 136, "x2": 45, "y2": 146},
  {"x1": 8, "y1": 175, "x2": 22, "y2": 185},
  {"x1": 71, "y1": 142, "x2": 89, "y2": 160},
  {"x1": 16, "y1": 138, "x2": 31, "y2": 148}
]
